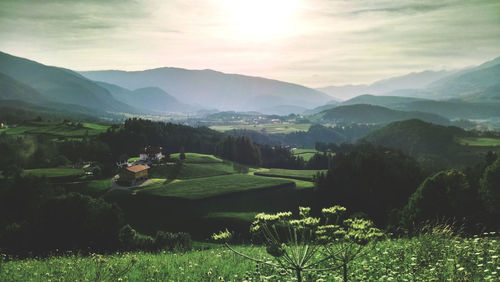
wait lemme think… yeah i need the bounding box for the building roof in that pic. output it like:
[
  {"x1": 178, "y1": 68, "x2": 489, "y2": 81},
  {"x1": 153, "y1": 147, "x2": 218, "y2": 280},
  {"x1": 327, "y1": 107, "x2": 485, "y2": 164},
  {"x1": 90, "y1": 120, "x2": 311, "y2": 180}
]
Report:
[{"x1": 126, "y1": 164, "x2": 150, "y2": 173}]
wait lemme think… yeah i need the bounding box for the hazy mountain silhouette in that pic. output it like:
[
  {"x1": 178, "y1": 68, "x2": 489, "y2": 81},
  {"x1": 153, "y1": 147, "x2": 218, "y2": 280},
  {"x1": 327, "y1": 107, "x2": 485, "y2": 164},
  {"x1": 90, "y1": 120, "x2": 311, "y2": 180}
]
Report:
[
  {"x1": 80, "y1": 68, "x2": 330, "y2": 111},
  {"x1": 0, "y1": 51, "x2": 139, "y2": 113}
]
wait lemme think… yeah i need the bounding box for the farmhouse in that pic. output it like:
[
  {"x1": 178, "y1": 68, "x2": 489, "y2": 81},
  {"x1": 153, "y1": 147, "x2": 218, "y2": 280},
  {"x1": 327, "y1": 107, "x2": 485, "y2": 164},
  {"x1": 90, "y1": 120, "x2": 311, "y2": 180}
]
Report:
[
  {"x1": 139, "y1": 146, "x2": 163, "y2": 161},
  {"x1": 119, "y1": 164, "x2": 150, "y2": 184}
]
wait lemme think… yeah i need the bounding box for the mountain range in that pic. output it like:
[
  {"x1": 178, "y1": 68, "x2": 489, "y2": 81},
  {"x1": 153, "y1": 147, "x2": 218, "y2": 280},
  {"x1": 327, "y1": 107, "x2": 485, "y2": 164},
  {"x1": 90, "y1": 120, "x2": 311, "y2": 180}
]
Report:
[
  {"x1": 317, "y1": 57, "x2": 500, "y2": 102},
  {"x1": 80, "y1": 68, "x2": 330, "y2": 111},
  {"x1": 0, "y1": 50, "x2": 498, "y2": 121}
]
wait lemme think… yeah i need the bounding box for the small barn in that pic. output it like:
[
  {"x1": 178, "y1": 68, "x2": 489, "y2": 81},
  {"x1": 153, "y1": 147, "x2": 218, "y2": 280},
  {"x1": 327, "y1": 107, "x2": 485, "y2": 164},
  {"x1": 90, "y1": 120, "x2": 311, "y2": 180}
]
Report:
[{"x1": 119, "y1": 164, "x2": 150, "y2": 184}]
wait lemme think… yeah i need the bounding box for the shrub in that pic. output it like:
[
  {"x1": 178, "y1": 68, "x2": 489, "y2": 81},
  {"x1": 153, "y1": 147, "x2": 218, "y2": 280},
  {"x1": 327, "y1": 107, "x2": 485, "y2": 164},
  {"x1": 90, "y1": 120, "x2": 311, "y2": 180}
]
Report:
[{"x1": 155, "y1": 231, "x2": 192, "y2": 252}]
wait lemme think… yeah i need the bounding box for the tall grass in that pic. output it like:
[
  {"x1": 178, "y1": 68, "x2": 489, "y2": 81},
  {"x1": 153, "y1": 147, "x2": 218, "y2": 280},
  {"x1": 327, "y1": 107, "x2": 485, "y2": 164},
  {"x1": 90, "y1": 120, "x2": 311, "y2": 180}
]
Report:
[{"x1": 2, "y1": 234, "x2": 498, "y2": 281}]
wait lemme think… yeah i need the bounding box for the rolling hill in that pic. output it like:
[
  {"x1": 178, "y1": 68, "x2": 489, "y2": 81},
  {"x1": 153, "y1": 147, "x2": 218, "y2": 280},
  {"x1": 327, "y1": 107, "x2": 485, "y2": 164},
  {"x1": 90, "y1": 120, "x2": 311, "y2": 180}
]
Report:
[
  {"x1": 0, "y1": 51, "x2": 139, "y2": 113},
  {"x1": 341, "y1": 94, "x2": 427, "y2": 107},
  {"x1": 362, "y1": 119, "x2": 465, "y2": 155},
  {"x1": 338, "y1": 94, "x2": 500, "y2": 119},
  {"x1": 80, "y1": 68, "x2": 330, "y2": 111},
  {"x1": 311, "y1": 104, "x2": 450, "y2": 125},
  {"x1": 359, "y1": 119, "x2": 492, "y2": 168}
]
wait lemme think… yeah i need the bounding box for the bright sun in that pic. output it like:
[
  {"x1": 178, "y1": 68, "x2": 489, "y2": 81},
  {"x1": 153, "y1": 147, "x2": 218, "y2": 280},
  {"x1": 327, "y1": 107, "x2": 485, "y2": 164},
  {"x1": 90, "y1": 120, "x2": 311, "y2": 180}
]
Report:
[{"x1": 222, "y1": 0, "x2": 301, "y2": 40}]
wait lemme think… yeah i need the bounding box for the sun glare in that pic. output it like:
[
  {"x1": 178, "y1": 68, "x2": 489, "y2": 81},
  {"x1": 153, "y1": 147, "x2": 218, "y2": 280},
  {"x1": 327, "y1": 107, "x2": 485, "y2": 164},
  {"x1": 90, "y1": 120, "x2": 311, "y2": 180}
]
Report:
[{"x1": 222, "y1": 0, "x2": 301, "y2": 40}]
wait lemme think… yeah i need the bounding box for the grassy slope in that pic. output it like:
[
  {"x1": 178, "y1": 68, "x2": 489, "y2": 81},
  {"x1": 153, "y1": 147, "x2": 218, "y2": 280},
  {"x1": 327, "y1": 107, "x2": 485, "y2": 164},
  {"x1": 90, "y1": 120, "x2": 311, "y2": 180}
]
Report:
[
  {"x1": 254, "y1": 168, "x2": 326, "y2": 181},
  {"x1": 64, "y1": 179, "x2": 112, "y2": 197},
  {"x1": 292, "y1": 149, "x2": 318, "y2": 161},
  {"x1": 2, "y1": 235, "x2": 498, "y2": 281},
  {"x1": 170, "y1": 153, "x2": 223, "y2": 163},
  {"x1": 210, "y1": 123, "x2": 311, "y2": 134},
  {"x1": 457, "y1": 137, "x2": 500, "y2": 147},
  {"x1": 0, "y1": 121, "x2": 109, "y2": 137},
  {"x1": 140, "y1": 174, "x2": 294, "y2": 200},
  {"x1": 22, "y1": 168, "x2": 84, "y2": 178}
]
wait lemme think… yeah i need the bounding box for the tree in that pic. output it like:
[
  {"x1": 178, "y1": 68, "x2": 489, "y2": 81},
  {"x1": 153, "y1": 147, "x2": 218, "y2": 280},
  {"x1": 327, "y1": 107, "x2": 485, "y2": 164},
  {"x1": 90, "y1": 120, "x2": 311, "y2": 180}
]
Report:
[
  {"x1": 404, "y1": 170, "x2": 472, "y2": 226},
  {"x1": 179, "y1": 146, "x2": 186, "y2": 160},
  {"x1": 2, "y1": 164, "x2": 23, "y2": 179},
  {"x1": 479, "y1": 159, "x2": 500, "y2": 215}
]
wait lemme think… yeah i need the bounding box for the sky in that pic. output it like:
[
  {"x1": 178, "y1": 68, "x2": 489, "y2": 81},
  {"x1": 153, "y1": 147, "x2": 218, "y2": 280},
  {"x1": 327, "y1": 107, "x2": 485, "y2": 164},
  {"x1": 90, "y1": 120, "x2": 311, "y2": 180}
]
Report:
[{"x1": 0, "y1": 0, "x2": 499, "y2": 87}]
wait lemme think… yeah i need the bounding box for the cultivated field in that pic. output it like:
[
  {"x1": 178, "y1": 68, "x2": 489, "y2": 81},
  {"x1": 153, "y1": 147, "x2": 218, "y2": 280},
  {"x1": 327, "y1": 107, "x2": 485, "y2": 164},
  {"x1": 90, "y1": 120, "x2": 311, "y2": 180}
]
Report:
[
  {"x1": 64, "y1": 179, "x2": 112, "y2": 197},
  {"x1": 457, "y1": 137, "x2": 500, "y2": 147},
  {"x1": 254, "y1": 168, "x2": 326, "y2": 181},
  {"x1": 170, "y1": 153, "x2": 224, "y2": 163},
  {"x1": 22, "y1": 168, "x2": 84, "y2": 178},
  {"x1": 140, "y1": 174, "x2": 294, "y2": 200},
  {"x1": 0, "y1": 121, "x2": 109, "y2": 137},
  {"x1": 291, "y1": 148, "x2": 318, "y2": 161},
  {"x1": 210, "y1": 123, "x2": 311, "y2": 134}
]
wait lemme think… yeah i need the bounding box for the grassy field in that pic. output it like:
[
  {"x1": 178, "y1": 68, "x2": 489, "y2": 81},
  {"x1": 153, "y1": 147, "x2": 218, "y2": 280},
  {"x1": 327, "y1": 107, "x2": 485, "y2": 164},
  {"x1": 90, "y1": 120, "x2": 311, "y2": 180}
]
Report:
[
  {"x1": 63, "y1": 179, "x2": 112, "y2": 197},
  {"x1": 254, "y1": 168, "x2": 326, "y2": 181},
  {"x1": 457, "y1": 137, "x2": 500, "y2": 147},
  {"x1": 149, "y1": 162, "x2": 237, "y2": 180},
  {"x1": 170, "y1": 153, "x2": 223, "y2": 163},
  {"x1": 2, "y1": 235, "x2": 498, "y2": 281},
  {"x1": 140, "y1": 174, "x2": 294, "y2": 199},
  {"x1": 203, "y1": 211, "x2": 259, "y2": 222},
  {"x1": 210, "y1": 123, "x2": 311, "y2": 134},
  {"x1": 0, "y1": 121, "x2": 109, "y2": 137},
  {"x1": 22, "y1": 168, "x2": 84, "y2": 178},
  {"x1": 291, "y1": 148, "x2": 318, "y2": 161}
]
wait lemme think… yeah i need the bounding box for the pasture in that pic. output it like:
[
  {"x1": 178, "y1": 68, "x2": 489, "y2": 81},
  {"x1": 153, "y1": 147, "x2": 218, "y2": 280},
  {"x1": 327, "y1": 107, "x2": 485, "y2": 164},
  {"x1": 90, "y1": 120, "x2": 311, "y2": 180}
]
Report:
[
  {"x1": 210, "y1": 123, "x2": 311, "y2": 134},
  {"x1": 0, "y1": 121, "x2": 110, "y2": 137},
  {"x1": 140, "y1": 174, "x2": 294, "y2": 200},
  {"x1": 63, "y1": 179, "x2": 111, "y2": 197},
  {"x1": 291, "y1": 148, "x2": 318, "y2": 161},
  {"x1": 254, "y1": 168, "x2": 326, "y2": 181},
  {"x1": 22, "y1": 167, "x2": 84, "y2": 178},
  {"x1": 170, "y1": 153, "x2": 223, "y2": 163},
  {"x1": 457, "y1": 137, "x2": 500, "y2": 147}
]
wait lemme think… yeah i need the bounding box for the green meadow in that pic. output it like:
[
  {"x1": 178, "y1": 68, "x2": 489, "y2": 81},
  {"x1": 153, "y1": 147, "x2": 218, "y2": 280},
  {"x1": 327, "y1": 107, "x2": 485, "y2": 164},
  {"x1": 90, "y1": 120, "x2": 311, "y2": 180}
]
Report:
[
  {"x1": 457, "y1": 137, "x2": 500, "y2": 147},
  {"x1": 22, "y1": 168, "x2": 84, "y2": 178},
  {"x1": 2, "y1": 234, "x2": 498, "y2": 281},
  {"x1": 254, "y1": 168, "x2": 326, "y2": 181},
  {"x1": 140, "y1": 174, "x2": 294, "y2": 200},
  {"x1": 210, "y1": 123, "x2": 311, "y2": 134},
  {"x1": 291, "y1": 148, "x2": 319, "y2": 161},
  {"x1": 0, "y1": 121, "x2": 109, "y2": 137},
  {"x1": 170, "y1": 152, "x2": 224, "y2": 163},
  {"x1": 63, "y1": 179, "x2": 112, "y2": 197}
]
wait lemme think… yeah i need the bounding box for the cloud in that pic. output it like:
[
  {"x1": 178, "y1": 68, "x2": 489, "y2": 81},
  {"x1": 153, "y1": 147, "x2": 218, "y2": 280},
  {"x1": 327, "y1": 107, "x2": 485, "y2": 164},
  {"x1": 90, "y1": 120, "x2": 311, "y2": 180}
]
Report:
[{"x1": 0, "y1": 0, "x2": 499, "y2": 86}]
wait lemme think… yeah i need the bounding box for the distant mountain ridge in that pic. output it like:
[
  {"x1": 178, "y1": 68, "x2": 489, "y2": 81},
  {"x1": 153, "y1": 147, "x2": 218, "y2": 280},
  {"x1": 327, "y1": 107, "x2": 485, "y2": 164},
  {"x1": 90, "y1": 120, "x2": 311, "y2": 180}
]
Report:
[
  {"x1": 96, "y1": 82, "x2": 192, "y2": 113},
  {"x1": 317, "y1": 70, "x2": 456, "y2": 100},
  {"x1": 318, "y1": 56, "x2": 500, "y2": 102},
  {"x1": 80, "y1": 68, "x2": 330, "y2": 111},
  {"x1": 0, "y1": 51, "x2": 139, "y2": 114}
]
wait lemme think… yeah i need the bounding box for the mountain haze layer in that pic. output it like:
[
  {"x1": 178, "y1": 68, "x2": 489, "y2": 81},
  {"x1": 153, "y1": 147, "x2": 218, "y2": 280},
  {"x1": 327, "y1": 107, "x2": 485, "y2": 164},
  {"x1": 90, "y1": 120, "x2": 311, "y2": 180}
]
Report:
[
  {"x1": 80, "y1": 68, "x2": 330, "y2": 111},
  {"x1": 96, "y1": 82, "x2": 192, "y2": 113}
]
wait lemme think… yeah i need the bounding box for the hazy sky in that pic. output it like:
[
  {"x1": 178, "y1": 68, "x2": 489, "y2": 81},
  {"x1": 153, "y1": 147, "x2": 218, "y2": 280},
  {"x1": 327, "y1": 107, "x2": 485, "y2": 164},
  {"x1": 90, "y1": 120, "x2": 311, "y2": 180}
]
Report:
[{"x1": 1, "y1": 0, "x2": 499, "y2": 87}]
